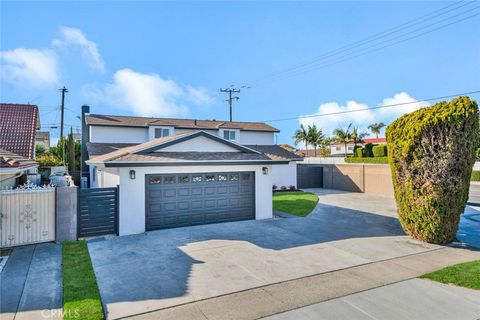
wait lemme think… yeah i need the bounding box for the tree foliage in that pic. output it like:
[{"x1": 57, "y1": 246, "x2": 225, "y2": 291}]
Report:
[
  {"x1": 368, "y1": 122, "x2": 386, "y2": 138},
  {"x1": 386, "y1": 96, "x2": 479, "y2": 244},
  {"x1": 333, "y1": 123, "x2": 353, "y2": 157}
]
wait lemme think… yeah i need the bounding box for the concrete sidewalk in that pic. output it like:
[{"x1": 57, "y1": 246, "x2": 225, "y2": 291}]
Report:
[
  {"x1": 0, "y1": 243, "x2": 62, "y2": 320},
  {"x1": 264, "y1": 278, "x2": 480, "y2": 320},
  {"x1": 126, "y1": 246, "x2": 480, "y2": 320}
]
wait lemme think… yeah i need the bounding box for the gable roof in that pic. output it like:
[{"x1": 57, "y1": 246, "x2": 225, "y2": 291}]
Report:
[
  {"x1": 85, "y1": 114, "x2": 279, "y2": 132},
  {"x1": 88, "y1": 131, "x2": 261, "y2": 163},
  {"x1": 0, "y1": 148, "x2": 38, "y2": 170},
  {"x1": 0, "y1": 103, "x2": 40, "y2": 158}
]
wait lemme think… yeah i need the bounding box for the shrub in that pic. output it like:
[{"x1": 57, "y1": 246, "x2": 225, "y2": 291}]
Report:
[
  {"x1": 354, "y1": 146, "x2": 363, "y2": 158},
  {"x1": 344, "y1": 157, "x2": 389, "y2": 164},
  {"x1": 36, "y1": 154, "x2": 64, "y2": 167},
  {"x1": 280, "y1": 186, "x2": 287, "y2": 191},
  {"x1": 476, "y1": 147, "x2": 480, "y2": 161},
  {"x1": 472, "y1": 170, "x2": 480, "y2": 181},
  {"x1": 372, "y1": 144, "x2": 387, "y2": 157},
  {"x1": 364, "y1": 143, "x2": 374, "y2": 157},
  {"x1": 386, "y1": 96, "x2": 479, "y2": 244},
  {"x1": 272, "y1": 184, "x2": 278, "y2": 191},
  {"x1": 289, "y1": 185, "x2": 296, "y2": 191}
]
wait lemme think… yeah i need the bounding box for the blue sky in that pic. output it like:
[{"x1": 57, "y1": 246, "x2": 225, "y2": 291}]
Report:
[{"x1": 1, "y1": 1, "x2": 479, "y2": 145}]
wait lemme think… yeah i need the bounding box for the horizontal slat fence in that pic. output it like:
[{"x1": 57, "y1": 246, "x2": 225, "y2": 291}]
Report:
[{"x1": 77, "y1": 187, "x2": 118, "y2": 237}]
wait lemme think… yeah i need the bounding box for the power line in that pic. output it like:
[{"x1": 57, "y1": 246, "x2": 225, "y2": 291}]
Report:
[
  {"x1": 268, "y1": 10, "x2": 480, "y2": 83},
  {"x1": 247, "y1": 1, "x2": 479, "y2": 85},
  {"x1": 261, "y1": 90, "x2": 480, "y2": 123}
]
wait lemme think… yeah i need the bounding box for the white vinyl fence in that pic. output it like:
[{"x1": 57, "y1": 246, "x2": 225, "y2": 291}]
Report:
[{"x1": 0, "y1": 182, "x2": 55, "y2": 248}]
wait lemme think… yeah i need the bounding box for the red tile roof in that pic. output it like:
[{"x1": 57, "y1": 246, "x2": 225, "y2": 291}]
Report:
[
  {"x1": 363, "y1": 137, "x2": 386, "y2": 144},
  {"x1": 0, "y1": 103, "x2": 40, "y2": 158},
  {"x1": 0, "y1": 148, "x2": 38, "y2": 169}
]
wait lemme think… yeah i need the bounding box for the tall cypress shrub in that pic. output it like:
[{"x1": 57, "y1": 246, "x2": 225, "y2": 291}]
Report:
[{"x1": 386, "y1": 96, "x2": 479, "y2": 244}]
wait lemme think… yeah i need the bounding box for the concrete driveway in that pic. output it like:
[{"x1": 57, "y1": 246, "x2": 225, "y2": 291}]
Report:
[{"x1": 88, "y1": 189, "x2": 448, "y2": 319}]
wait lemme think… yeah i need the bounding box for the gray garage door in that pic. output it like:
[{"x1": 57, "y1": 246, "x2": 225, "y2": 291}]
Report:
[{"x1": 145, "y1": 172, "x2": 255, "y2": 230}]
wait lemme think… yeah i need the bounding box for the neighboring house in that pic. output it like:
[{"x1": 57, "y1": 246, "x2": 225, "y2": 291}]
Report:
[
  {"x1": 0, "y1": 103, "x2": 40, "y2": 158},
  {"x1": 329, "y1": 137, "x2": 386, "y2": 157},
  {"x1": 35, "y1": 131, "x2": 51, "y2": 150},
  {"x1": 0, "y1": 149, "x2": 39, "y2": 188},
  {"x1": 82, "y1": 107, "x2": 301, "y2": 235}
]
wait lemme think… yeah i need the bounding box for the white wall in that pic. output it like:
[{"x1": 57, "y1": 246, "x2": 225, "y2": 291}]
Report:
[
  {"x1": 90, "y1": 126, "x2": 148, "y2": 143},
  {"x1": 271, "y1": 162, "x2": 297, "y2": 188},
  {"x1": 117, "y1": 164, "x2": 272, "y2": 236},
  {"x1": 160, "y1": 135, "x2": 240, "y2": 152},
  {"x1": 239, "y1": 131, "x2": 274, "y2": 145},
  {"x1": 330, "y1": 144, "x2": 354, "y2": 156},
  {"x1": 474, "y1": 161, "x2": 480, "y2": 170}
]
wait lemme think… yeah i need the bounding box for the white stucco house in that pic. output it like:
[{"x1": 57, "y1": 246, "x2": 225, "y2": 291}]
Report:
[{"x1": 82, "y1": 108, "x2": 301, "y2": 235}]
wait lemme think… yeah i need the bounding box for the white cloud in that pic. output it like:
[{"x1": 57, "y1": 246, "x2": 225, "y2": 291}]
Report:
[
  {"x1": 299, "y1": 92, "x2": 429, "y2": 137},
  {"x1": 0, "y1": 48, "x2": 58, "y2": 86},
  {"x1": 53, "y1": 26, "x2": 105, "y2": 72},
  {"x1": 186, "y1": 86, "x2": 215, "y2": 104},
  {"x1": 84, "y1": 69, "x2": 213, "y2": 117}
]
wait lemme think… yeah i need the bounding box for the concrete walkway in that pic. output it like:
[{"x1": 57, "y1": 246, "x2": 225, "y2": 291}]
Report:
[
  {"x1": 126, "y1": 246, "x2": 480, "y2": 320},
  {"x1": 264, "y1": 278, "x2": 480, "y2": 320},
  {"x1": 0, "y1": 243, "x2": 62, "y2": 320}
]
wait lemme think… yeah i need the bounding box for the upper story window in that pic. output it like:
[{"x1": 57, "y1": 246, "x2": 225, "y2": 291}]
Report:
[
  {"x1": 223, "y1": 130, "x2": 236, "y2": 141},
  {"x1": 154, "y1": 128, "x2": 170, "y2": 138}
]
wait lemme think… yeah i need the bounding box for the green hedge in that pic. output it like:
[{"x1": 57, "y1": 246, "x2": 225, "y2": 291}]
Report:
[
  {"x1": 472, "y1": 170, "x2": 480, "y2": 181},
  {"x1": 386, "y1": 96, "x2": 479, "y2": 244},
  {"x1": 345, "y1": 157, "x2": 389, "y2": 164},
  {"x1": 354, "y1": 146, "x2": 364, "y2": 158},
  {"x1": 364, "y1": 143, "x2": 374, "y2": 157},
  {"x1": 372, "y1": 144, "x2": 387, "y2": 157}
]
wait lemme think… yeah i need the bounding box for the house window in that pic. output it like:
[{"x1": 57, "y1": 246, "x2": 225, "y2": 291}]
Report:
[
  {"x1": 154, "y1": 128, "x2": 170, "y2": 138},
  {"x1": 347, "y1": 146, "x2": 354, "y2": 150},
  {"x1": 223, "y1": 130, "x2": 236, "y2": 141},
  {"x1": 335, "y1": 146, "x2": 341, "y2": 151}
]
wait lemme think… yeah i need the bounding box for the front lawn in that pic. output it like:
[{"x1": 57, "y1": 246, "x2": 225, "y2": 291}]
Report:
[
  {"x1": 420, "y1": 260, "x2": 480, "y2": 290},
  {"x1": 273, "y1": 191, "x2": 319, "y2": 217},
  {"x1": 63, "y1": 241, "x2": 104, "y2": 320}
]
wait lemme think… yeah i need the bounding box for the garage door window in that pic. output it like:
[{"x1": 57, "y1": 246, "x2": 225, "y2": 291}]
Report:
[
  {"x1": 230, "y1": 173, "x2": 239, "y2": 181},
  {"x1": 192, "y1": 175, "x2": 202, "y2": 183},
  {"x1": 178, "y1": 175, "x2": 189, "y2": 183},
  {"x1": 164, "y1": 176, "x2": 176, "y2": 184},
  {"x1": 206, "y1": 174, "x2": 215, "y2": 182},
  {"x1": 149, "y1": 176, "x2": 161, "y2": 184},
  {"x1": 242, "y1": 173, "x2": 251, "y2": 180},
  {"x1": 218, "y1": 174, "x2": 227, "y2": 181}
]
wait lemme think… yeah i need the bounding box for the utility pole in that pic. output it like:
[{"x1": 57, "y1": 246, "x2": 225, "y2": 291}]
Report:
[
  {"x1": 220, "y1": 87, "x2": 241, "y2": 122},
  {"x1": 59, "y1": 86, "x2": 68, "y2": 140}
]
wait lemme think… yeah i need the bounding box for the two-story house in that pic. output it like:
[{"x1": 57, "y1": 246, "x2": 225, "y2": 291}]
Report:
[{"x1": 81, "y1": 106, "x2": 301, "y2": 235}]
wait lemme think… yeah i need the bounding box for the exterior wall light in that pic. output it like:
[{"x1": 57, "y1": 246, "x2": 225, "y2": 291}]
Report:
[
  {"x1": 129, "y1": 170, "x2": 136, "y2": 180},
  {"x1": 262, "y1": 167, "x2": 268, "y2": 175}
]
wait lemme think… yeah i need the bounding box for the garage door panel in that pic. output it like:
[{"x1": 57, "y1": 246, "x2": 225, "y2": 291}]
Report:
[{"x1": 146, "y1": 172, "x2": 255, "y2": 231}]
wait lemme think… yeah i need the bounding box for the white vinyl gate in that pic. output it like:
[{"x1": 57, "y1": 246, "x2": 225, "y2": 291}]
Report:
[{"x1": 0, "y1": 185, "x2": 55, "y2": 248}]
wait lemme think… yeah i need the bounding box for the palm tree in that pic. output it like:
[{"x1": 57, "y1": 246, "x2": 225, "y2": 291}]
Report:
[
  {"x1": 351, "y1": 126, "x2": 368, "y2": 146},
  {"x1": 332, "y1": 123, "x2": 353, "y2": 157},
  {"x1": 368, "y1": 122, "x2": 386, "y2": 138},
  {"x1": 293, "y1": 124, "x2": 309, "y2": 154},
  {"x1": 307, "y1": 124, "x2": 325, "y2": 156}
]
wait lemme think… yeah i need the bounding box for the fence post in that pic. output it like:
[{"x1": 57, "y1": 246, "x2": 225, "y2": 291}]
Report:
[{"x1": 55, "y1": 186, "x2": 78, "y2": 242}]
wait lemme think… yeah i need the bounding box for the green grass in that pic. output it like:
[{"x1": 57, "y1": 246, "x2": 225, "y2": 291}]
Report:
[
  {"x1": 472, "y1": 170, "x2": 480, "y2": 181},
  {"x1": 420, "y1": 260, "x2": 480, "y2": 290},
  {"x1": 63, "y1": 241, "x2": 104, "y2": 320},
  {"x1": 273, "y1": 191, "x2": 319, "y2": 217},
  {"x1": 344, "y1": 156, "x2": 389, "y2": 164}
]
